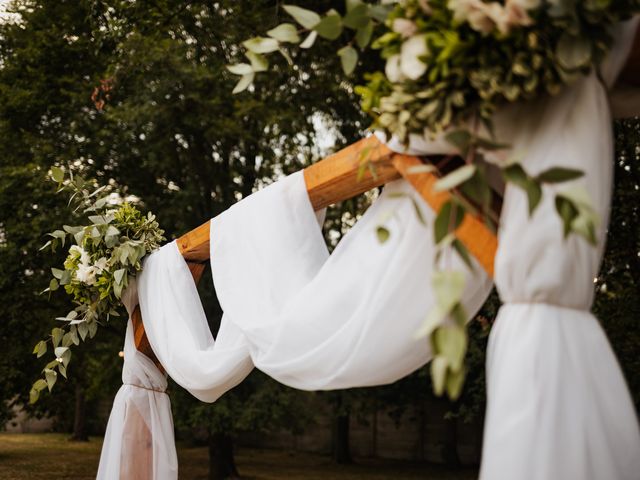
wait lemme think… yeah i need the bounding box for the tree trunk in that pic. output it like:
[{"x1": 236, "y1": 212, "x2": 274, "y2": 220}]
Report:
[
  {"x1": 208, "y1": 433, "x2": 239, "y2": 480},
  {"x1": 70, "y1": 384, "x2": 88, "y2": 441},
  {"x1": 332, "y1": 413, "x2": 352, "y2": 464}
]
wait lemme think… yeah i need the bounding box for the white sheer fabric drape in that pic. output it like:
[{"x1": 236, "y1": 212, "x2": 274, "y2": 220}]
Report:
[
  {"x1": 385, "y1": 17, "x2": 640, "y2": 480},
  {"x1": 97, "y1": 280, "x2": 177, "y2": 480},
  {"x1": 479, "y1": 19, "x2": 640, "y2": 480},
  {"x1": 137, "y1": 174, "x2": 492, "y2": 403}
]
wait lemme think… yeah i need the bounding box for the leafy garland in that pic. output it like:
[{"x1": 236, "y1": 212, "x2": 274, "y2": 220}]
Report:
[
  {"x1": 229, "y1": 0, "x2": 638, "y2": 398},
  {"x1": 30, "y1": 169, "x2": 164, "y2": 403}
]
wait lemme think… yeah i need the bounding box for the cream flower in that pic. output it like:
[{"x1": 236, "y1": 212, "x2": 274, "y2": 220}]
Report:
[
  {"x1": 93, "y1": 257, "x2": 109, "y2": 274},
  {"x1": 385, "y1": 54, "x2": 405, "y2": 83},
  {"x1": 392, "y1": 18, "x2": 418, "y2": 38},
  {"x1": 69, "y1": 245, "x2": 91, "y2": 265},
  {"x1": 75, "y1": 263, "x2": 97, "y2": 285},
  {"x1": 400, "y1": 34, "x2": 429, "y2": 80}
]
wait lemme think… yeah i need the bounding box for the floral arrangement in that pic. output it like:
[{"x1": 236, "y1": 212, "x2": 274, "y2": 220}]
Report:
[
  {"x1": 229, "y1": 0, "x2": 638, "y2": 399},
  {"x1": 30, "y1": 168, "x2": 164, "y2": 403}
]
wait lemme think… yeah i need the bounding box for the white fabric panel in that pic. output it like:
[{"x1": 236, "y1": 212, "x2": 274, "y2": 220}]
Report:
[
  {"x1": 479, "y1": 18, "x2": 640, "y2": 480},
  {"x1": 97, "y1": 280, "x2": 177, "y2": 480},
  {"x1": 137, "y1": 172, "x2": 492, "y2": 402},
  {"x1": 379, "y1": 17, "x2": 640, "y2": 480}
]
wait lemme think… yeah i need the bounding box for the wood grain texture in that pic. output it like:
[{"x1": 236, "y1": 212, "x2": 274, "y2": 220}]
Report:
[{"x1": 134, "y1": 135, "x2": 499, "y2": 361}]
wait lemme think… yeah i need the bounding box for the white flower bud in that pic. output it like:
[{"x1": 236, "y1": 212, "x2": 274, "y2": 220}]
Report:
[{"x1": 400, "y1": 35, "x2": 429, "y2": 81}]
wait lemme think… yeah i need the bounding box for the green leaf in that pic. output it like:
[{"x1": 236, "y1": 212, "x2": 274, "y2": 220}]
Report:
[
  {"x1": 432, "y1": 270, "x2": 466, "y2": 314},
  {"x1": 376, "y1": 226, "x2": 390, "y2": 243},
  {"x1": 232, "y1": 73, "x2": 255, "y2": 94},
  {"x1": 283, "y1": 5, "x2": 321, "y2": 29},
  {"x1": 434, "y1": 326, "x2": 467, "y2": 372},
  {"x1": 446, "y1": 366, "x2": 466, "y2": 400},
  {"x1": 29, "y1": 388, "x2": 39, "y2": 404},
  {"x1": 536, "y1": 167, "x2": 584, "y2": 183},
  {"x1": 444, "y1": 130, "x2": 472, "y2": 157},
  {"x1": 314, "y1": 13, "x2": 343, "y2": 40},
  {"x1": 58, "y1": 365, "x2": 67, "y2": 379},
  {"x1": 54, "y1": 346, "x2": 68, "y2": 358},
  {"x1": 78, "y1": 322, "x2": 89, "y2": 341},
  {"x1": 51, "y1": 328, "x2": 63, "y2": 348},
  {"x1": 431, "y1": 356, "x2": 448, "y2": 396},
  {"x1": 243, "y1": 37, "x2": 280, "y2": 54},
  {"x1": 337, "y1": 45, "x2": 358, "y2": 75},
  {"x1": 245, "y1": 51, "x2": 269, "y2": 72},
  {"x1": 33, "y1": 340, "x2": 47, "y2": 358},
  {"x1": 49, "y1": 278, "x2": 59, "y2": 292},
  {"x1": 355, "y1": 21, "x2": 374, "y2": 49},
  {"x1": 267, "y1": 23, "x2": 300, "y2": 43},
  {"x1": 226, "y1": 63, "x2": 253, "y2": 75},
  {"x1": 343, "y1": 3, "x2": 369, "y2": 29},
  {"x1": 51, "y1": 166, "x2": 64, "y2": 183},
  {"x1": 114, "y1": 268, "x2": 126, "y2": 285},
  {"x1": 434, "y1": 201, "x2": 464, "y2": 244},
  {"x1": 60, "y1": 269, "x2": 72, "y2": 286},
  {"x1": 434, "y1": 165, "x2": 476, "y2": 192},
  {"x1": 44, "y1": 369, "x2": 57, "y2": 392},
  {"x1": 51, "y1": 268, "x2": 64, "y2": 279},
  {"x1": 452, "y1": 239, "x2": 474, "y2": 271},
  {"x1": 300, "y1": 31, "x2": 318, "y2": 49},
  {"x1": 33, "y1": 379, "x2": 47, "y2": 392},
  {"x1": 503, "y1": 164, "x2": 542, "y2": 216}
]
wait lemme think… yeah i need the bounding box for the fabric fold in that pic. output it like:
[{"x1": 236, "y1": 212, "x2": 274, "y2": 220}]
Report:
[
  {"x1": 137, "y1": 170, "x2": 492, "y2": 403},
  {"x1": 97, "y1": 280, "x2": 177, "y2": 480}
]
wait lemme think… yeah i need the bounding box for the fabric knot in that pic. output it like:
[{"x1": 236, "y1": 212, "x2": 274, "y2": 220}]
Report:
[{"x1": 124, "y1": 383, "x2": 167, "y2": 395}]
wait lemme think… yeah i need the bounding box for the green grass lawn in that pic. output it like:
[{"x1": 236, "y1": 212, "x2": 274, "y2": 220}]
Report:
[{"x1": 0, "y1": 433, "x2": 478, "y2": 479}]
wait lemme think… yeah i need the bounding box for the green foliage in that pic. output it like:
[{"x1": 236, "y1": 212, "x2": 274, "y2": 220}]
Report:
[{"x1": 30, "y1": 170, "x2": 164, "y2": 402}]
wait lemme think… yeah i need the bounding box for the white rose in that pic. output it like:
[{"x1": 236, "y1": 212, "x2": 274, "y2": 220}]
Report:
[
  {"x1": 75, "y1": 263, "x2": 97, "y2": 285},
  {"x1": 385, "y1": 54, "x2": 405, "y2": 83},
  {"x1": 392, "y1": 18, "x2": 418, "y2": 38},
  {"x1": 93, "y1": 257, "x2": 109, "y2": 274},
  {"x1": 400, "y1": 35, "x2": 429, "y2": 81},
  {"x1": 69, "y1": 245, "x2": 91, "y2": 265}
]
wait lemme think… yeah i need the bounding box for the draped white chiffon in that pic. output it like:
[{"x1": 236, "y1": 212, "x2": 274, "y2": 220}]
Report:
[
  {"x1": 138, "y1": 175, "x2": 492, "y2": 403},
  {"x1": 386, "y1": 16, "x2": 640, "y2": 480},
  {"x1": 97, "y1": 281, "x2": 177, "y2": 479}
]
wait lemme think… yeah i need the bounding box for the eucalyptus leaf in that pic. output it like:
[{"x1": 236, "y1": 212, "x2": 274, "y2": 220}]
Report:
[
  {"x1": 376, "y1": 226, "x2": 390, "y2": 243},
  {"x1": 431, "y1": 356, "x2": 448, "y2": 396},
  {"x1": 338, "y1": 46, "x2": 358, "y2": 75},
  {"x1": 300, "y1": 30, "x2": 318, "y2": 49},
  {"x1": 356, "y1": 21, "x2": 374, "y2": 49},
  {"x1": 536, "y1": 167, "x2": 584, "y2": 183},
  {"x1": 446, "y1": 366, "x2": 466, "y2": 400},
  {"x1": 343, "y1": 3, "x2": 369, "y2": 29},
  {"x1": 232, "y1": 73, "x2": 255, "y2": 94},
  {"x1": 434, "y1": 325, "x2": 467, "y2": 372},
  {"x1": 33, "y1": 379, "x2": 47, "y2": 392},
  {"x1": 227, "y1": 63, "x2": 254, "y2": 75},
  {"x1": 267, "y1": 23, "x2": 300, "y2": 43},
  {"x1": 245, "y1": 51, "x2": 269, "y2": 72},
  {"x1": 51, "y1": 328, "x2": 63, "y2": 348},
  {"x1": 243, "y1": 37, "x2": 279, "y2": 54},
  {"x1": 314, "y1": 14, "x2": 343, "y2": 40},
  {"x1": 44, "y1": 369, "x2": 57, "y2": 392},
  {"x1": 434, "y1": 165, "x2": 476, "y2": 192},
  {"x1": 283, "y1": 5, "x2": 321, "y2": 29},
  {"x1": 51, "y1": 166, "x2": 64, "y2": 183}
]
